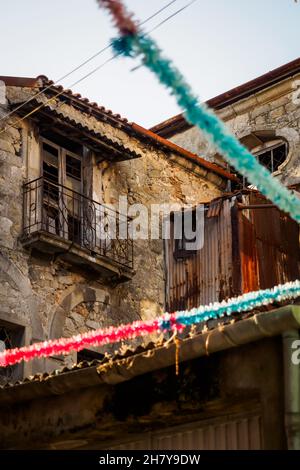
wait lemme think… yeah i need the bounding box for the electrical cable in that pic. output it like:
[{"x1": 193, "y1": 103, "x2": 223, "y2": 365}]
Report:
[{"x1": 0, "y1": 0, "x2": 181, "y2": 125}]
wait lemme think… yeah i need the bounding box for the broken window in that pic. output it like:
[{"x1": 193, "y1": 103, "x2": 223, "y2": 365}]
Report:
[
  {"x1": 230, "y1": 135, "x2": 288, "y2": 190},
  {"x1": 41, "y1": 137, "x2": 83, "y2": 243},
  {"x1": 42, "y1": 141, "x2": 59, "y2": 202},
  {"x1": 0, "y1": 321, "x2": 24, "y2": 385},
  {"x1": 67, "y1": 214, "x2": 81, "y2": 245},
  {"x1": 254, "y1": 142, "x2": 287, "y2": 173},
  {"x1": 66, "y1": 154, "x2": 82, "y2": 181}
]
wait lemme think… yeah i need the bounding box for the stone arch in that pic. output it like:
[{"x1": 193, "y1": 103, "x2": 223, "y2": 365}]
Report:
[
  {"x1": 49, "y1": 284, "x2": 110, "y2": 339},
  {"x1": 274, "y1": 127, "x2": 300, "y2": 174},
  {"x1": 237, "y1": 126, "x2": 300, "y2": 175},
  {"x1": 0, "y1": 252, "x2": 43, "y2": 340}
]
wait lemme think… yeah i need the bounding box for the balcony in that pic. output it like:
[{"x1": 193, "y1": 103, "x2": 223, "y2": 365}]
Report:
[{"x1": 22, "y1": 177, "x2": 134, "y2": 281}]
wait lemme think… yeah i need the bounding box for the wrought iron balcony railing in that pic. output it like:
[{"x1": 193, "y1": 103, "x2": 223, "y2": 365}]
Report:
[{"x1": 22, "y1": 177, "x2": 133, "y2": 271}]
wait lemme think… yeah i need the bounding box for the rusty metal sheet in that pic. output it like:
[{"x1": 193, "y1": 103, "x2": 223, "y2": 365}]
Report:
[
  {"x1": 238, "y1": 192, "x2": 299, "y2": 291},
  {"x1": 207, "y1": 199, "x2": 222, "y2": 218},
  {"x1": 166, "y1": 198, "x2": 235, "y2": 311},
  {"x1": 239, "y1": 211, "x2": 259, "y2": 293},
  {"x1": 166, "y1": 190, "x2": 299, "y2": 312}
]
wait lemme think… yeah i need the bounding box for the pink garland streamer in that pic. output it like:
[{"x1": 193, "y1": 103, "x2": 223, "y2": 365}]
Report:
[
  {"x1": 0, "y1": 280, "x2": 299, "y2": 368},
  {"x1": 96, "y1": 0, "x2": 138, "y2": 35},
  {"x1": 0, "y1": 319, "x2": 162, "y2": 367}
]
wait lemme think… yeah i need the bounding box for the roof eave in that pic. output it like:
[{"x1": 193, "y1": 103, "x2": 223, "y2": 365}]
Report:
[
  {"x1": 150, "y1": 57, "x2": 300, "y2": 138},
  {"x1": 1, "y1": 304, "x2": 299, "y2": 405},
  {"x1": 132, "y1": 123, "x2": 237, "y2": 182}
]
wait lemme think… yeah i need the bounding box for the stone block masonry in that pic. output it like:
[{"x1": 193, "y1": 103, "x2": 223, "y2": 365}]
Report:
[{"x1": 0, "y1": 84, "x2": 223, "y2": 377}]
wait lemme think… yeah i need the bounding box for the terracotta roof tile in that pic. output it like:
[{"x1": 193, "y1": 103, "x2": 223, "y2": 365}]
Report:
[{"x1": 0, "y1": 74, "x2": 235, "y2": 181}]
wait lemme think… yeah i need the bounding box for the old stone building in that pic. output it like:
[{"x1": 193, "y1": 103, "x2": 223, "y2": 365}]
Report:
[
  {"x1": 1, "y1": 58, "x2": 300, "y2": 450},
  {"x1": 0, "y1": 74, "x2": 233, "y2": 382},
  {"x1": 153, "y1": 57, "x2": 300, "y2": 321},
  {"x1": 151, "y1": 57, "x2": 300, "y2": 188}
]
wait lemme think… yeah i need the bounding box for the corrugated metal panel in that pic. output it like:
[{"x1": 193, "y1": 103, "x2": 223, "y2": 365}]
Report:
[
  {"x1": 166, "y1": 198, "x2": 235, "y2": 311},
  {"x1": 207, "y1": 199, "x2": 222, "y2": 218},
  {"x1": 239, "y1": 211, "x2": 259, "y2": 293},
  {"x1": 154, "y1": 416, "x2": 262, "y2": 450},
  {"x1": 166, "y1": 191, "x2": 299, "y2": 312},
  {"x1": 239, "y1": 192, "x2": 299, "y2": 291},
  {"x1": 108, "y1": 415, "x2": 262, "y2": 450},
  {"x1": 218, "y1": 198, "x2": 235, "y2": 300}
]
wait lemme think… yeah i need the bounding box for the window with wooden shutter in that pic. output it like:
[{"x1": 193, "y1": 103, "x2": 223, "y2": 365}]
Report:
[{"x1": 41, "y1": 137, "x2": 83, "y2": 243}]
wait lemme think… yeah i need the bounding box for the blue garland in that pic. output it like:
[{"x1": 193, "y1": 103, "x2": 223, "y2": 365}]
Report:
[
  {"x1": 159, "y1": 280, "x2": 300, "y2": 330},
  {"x1": 112, "y1": 34, "x2": 300, "y2": 224}
]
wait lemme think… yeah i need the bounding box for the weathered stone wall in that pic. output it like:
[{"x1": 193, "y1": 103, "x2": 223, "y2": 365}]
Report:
[
  {"x1": 170, "y1": 74, "x2": 300, "y2": 185},
  {"x1": 0, "y1": 86, "x2": 223, "y2": 376}
]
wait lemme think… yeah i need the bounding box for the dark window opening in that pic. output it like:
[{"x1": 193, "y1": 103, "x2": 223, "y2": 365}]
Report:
[
  {"x1": 42, "y1": 141, "x2": 59, "y2": 201},
  {"x1": 0, "y1": 326, "x2": 13, "y2": 349},
  {"x1": 174, "y1": 210, "x2": 198, "y2": 260},
  {"x1": 43, "y1": 205, "x2": 60, "y2": 235},
  {"x1": 41, "y1": 130, "x2": 83, "y2": 156},
  {"x1": 66, "y1": 154, "x2": 82, "y2": 181},
  {"x1": 43, "y1": 167, "x2": 59, "y2": 203},
  {"x1": 68, "y1": 215, "x2": 81, "y2": 244},
  {"x1": 228, "y1": 141, "x2": 288, "y2": 190},
  {"x1": 43, "y1": 162, "x2": 59, "y2": 184},
  {"x1": 256, "y1": 143, "x2": 287, "y2": 173},
  {"x1": 43, "y1": 142, "x2": 58, "y2": 158},
  {"x1": 0, "y1": 322, "x2": 24, "y2": 385},
  {"x1": 77, "y1": 348, "x2": 104, "y2": 363}
]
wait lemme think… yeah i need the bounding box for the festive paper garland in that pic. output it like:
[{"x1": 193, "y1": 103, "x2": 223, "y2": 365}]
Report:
[
  {"x1": 0, "y1": 3, "x2": 299, "y2": 370},
  {"x1": 0, "y1": 280, "x2": 299, "y2": 367},
  {"x1": 97, "y1": 0, "x2": 300, "y2": 224}
]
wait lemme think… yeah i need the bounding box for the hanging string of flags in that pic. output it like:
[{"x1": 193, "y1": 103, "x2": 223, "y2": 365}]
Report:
[
  {"x1": 0, "y1": 280, "x2": 299, "y2": 367},
  {"x1": 97, "y1": 0, "x2": 300, "y2": 224}
]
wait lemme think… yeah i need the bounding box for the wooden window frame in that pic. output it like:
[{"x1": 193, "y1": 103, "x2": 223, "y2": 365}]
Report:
[
  {"x1": 40, "y1": 137, "x2": 82, "y2": 188},
  {"x1": 40, "y1": 137, "x2": 83, "y2": 242},
  {"x1": 254, "y1": 141, "x2": 287, "y2": 174}
]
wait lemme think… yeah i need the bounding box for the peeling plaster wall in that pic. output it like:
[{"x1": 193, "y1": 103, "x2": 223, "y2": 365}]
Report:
[{"x1": 0, "y1": 86, "x2": 223, "y2": 377}]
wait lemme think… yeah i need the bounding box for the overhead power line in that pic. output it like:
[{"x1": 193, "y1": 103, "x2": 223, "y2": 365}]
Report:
[
  {"x1": 0, "y1": 0, "x2": 180, "y2": 125},
  {"x1": 0, "y1": 0, "x2": 198, "y2": 135}
]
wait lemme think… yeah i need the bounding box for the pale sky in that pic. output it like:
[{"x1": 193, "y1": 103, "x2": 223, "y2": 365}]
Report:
[{"x1": 1, "y1": 0, "x2": 299, "y2": 127}]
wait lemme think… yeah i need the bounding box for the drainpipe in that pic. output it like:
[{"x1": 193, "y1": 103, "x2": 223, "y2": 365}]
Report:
[{"x1": 282, "y1": 329, "x2": 300, "y2": 450}]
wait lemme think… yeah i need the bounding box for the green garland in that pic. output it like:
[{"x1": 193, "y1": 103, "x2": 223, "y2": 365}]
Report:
[{"x1": 112, "y1": 33, "x2": 300, "y2": 223}]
